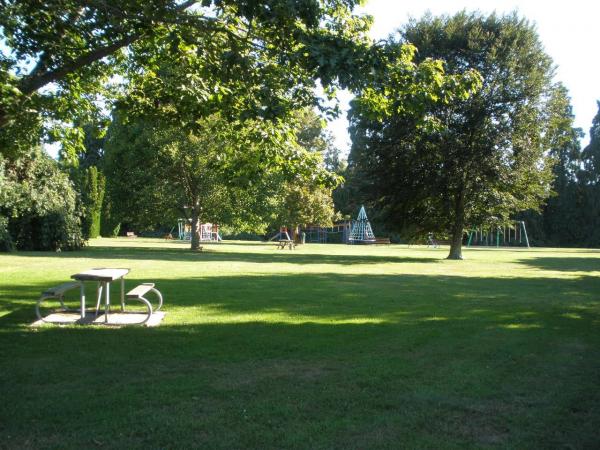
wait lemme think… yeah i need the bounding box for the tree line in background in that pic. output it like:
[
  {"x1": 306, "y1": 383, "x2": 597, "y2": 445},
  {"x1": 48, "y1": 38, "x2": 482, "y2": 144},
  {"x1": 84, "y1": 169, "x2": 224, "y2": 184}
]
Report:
[
  {"x1": 520, "y1": 99, "x2": 600, "y2": 247},
  {"x1": 1, "y1": 4, "x2": 599, "y2": 256}
]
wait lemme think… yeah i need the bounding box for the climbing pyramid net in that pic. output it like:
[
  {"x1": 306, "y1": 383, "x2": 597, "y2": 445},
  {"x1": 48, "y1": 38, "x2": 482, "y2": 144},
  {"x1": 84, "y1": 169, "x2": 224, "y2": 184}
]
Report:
[{"x1": 348, "y1": 206, "x2": 376, "y2": 243}]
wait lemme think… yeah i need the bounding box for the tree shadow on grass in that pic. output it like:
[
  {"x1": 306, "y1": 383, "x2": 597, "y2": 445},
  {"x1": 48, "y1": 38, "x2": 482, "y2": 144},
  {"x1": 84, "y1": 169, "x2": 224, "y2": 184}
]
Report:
[
  {"x1": 3, "y1": 272, "x2": 599, "y2": 329},
  {"x1": 1, "y1": 272, "x2": 599, "y2": 449},
  {"x1": 8, "y1": 245, "x2": 440, "y2": 265},
  {"x1": 519, "y1": 256, "x2": 600, "y2": 273}
]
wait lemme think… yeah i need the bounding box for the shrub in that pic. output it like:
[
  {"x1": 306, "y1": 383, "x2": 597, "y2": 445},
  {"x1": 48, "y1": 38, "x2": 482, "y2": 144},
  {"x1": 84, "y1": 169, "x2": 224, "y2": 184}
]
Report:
[{"x1": 0, "y1": 149, "x2": 85, "y2": 251}]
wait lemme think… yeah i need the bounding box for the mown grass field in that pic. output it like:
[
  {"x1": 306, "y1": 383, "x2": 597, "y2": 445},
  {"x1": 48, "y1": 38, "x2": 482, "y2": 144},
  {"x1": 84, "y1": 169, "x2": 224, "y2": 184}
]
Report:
[{"x1": 1, "y1": 239, "x2": 599, "y2": 449}]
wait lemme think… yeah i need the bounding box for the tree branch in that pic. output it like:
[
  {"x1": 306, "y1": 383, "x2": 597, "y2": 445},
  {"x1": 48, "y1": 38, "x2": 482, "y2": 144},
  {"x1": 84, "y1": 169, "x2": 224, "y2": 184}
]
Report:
[
  {"x1": 16, "y1": 0, "x2": 201, "y2": 96},
  {"x1": 18, "y1": 34, "x2": 139, "y2": 95}
]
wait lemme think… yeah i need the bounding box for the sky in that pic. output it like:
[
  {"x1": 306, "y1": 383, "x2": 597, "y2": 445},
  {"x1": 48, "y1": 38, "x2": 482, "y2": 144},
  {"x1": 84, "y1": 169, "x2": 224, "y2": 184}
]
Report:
[{"x1": 327, "y1": 0, "x2": 600, "y2": 154}]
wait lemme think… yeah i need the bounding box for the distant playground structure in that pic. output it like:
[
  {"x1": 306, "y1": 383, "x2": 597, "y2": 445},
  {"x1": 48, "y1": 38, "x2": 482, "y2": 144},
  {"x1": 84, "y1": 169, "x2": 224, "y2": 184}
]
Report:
[
  {"x1": 302, "y1": 222, "x2": 351, "y2": 243},
  {"x1": 467, "y1": 220, "x2": 530, "y2": 248},
  {"x1": 177, "y1": 218, "x2": 222, "y2": 242},
  {"x1": 300, "y1": 205, "x2": 378, "y2": 244}
]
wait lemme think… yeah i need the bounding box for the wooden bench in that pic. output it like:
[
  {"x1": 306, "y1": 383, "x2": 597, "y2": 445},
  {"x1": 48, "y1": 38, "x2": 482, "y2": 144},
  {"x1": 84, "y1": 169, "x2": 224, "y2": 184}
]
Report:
[
  {"x1": 126, "y1": 231, "x2": 137, "y2": 238},
  {"x1": 374, "y1": 237, "x2": 391, "y2": 245},
  {"x1": 124, "y1": 283, "x2": 163, "y2": 325},
  {"x1": 36, "y1": 281, "x2": 81, "y2": 320}
]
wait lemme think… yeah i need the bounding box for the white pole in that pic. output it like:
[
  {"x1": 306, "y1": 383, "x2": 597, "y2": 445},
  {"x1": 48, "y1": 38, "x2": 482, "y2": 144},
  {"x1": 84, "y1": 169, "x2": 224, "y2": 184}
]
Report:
[
  {"x1": 105, "y1": 282, "x2": 110, "y2": 324},
  {"x1": 80, "y1": 282, "x2": 85, "y2": 319}
]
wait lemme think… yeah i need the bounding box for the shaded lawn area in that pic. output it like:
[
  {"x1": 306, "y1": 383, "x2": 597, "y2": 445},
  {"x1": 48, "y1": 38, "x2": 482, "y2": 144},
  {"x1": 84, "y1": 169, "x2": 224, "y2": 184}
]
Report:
[{"x1": 1, "y1": 239, "x2": 599, "y2": 449}]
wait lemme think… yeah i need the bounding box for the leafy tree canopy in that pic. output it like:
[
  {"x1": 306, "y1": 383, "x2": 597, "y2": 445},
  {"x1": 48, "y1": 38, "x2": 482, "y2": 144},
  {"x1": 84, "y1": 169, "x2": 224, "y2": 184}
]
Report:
[
  {"x1": 1, "y1": 0, "x2": 487, "y2": 163},
  {"x1": 0, "y1": 0, "x2": 374, "y2": 158}
]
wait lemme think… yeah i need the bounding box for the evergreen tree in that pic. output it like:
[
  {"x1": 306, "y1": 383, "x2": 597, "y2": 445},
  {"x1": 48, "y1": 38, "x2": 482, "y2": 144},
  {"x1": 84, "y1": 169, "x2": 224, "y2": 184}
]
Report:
[
  {"x1": 539, "y1": 85, "x2": 584, "y2": 246},
  {"x1": 580, "y1": 101, "x2": 600, "y2": 246},
  {"x1": 59, "y1": 122, "x2": 108, "y2": 239},
  {"x1": 81, "y1": 166, "x2": 105, "y2": 239},
  {"x1": 581, "y1": 102, "x2": 600, "y2": 184}
]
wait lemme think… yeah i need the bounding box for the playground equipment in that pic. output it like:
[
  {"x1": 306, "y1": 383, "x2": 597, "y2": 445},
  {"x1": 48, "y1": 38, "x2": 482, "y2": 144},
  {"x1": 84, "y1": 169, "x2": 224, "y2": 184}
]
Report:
[
  {"x1": 302, "y1": 222, "x2": 351, "y2": 244},
  {"x1": 348, "y1": 205, "x2": 376, "y2": 244},
  {"x1": 177, "y1": 219, "x2": 222, "y2": 242},
  {"x1": 300, "y1": 206, "x2": 377, "y2": 245},
  {"x1": 269, "y1": 226, "x2": 292, "y2": 241},
  {"x1": 426, "y1": 232, "x2": 439, "y2": 248},
  {"x1": 467, "y1": 221, "x2": 530, "y2": 248}
]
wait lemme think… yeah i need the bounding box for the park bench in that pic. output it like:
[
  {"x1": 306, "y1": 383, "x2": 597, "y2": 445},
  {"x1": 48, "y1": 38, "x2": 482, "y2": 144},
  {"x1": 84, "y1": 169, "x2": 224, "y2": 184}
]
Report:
[
  {"x1": 124, "y1": 283, "x2": 164, "y2": 325},
  {"x1": 374, "y1": 237, "x2": 391, "y2": 245},
  {"x1": 126, "y1": 231, "x2": 137, "y2": 238},
  {"x1": 36, "y1": 281, "x2": 81, "y2": 321}
]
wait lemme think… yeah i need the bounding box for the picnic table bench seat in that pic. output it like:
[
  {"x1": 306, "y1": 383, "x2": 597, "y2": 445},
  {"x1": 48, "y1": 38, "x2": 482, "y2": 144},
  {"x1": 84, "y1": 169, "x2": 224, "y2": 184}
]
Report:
[
  {"x1": 36, "y1": 281, "x2": 81, "y2": 320},
  {"x1": 123, "y1": 283, "x2": 164, "y2": 325}
]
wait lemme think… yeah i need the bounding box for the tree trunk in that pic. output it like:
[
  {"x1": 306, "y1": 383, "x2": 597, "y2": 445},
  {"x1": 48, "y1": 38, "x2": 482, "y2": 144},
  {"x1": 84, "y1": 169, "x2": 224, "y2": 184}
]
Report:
[
  {"x1": 190, "y1": 203, "x2": 201, "y2": 251},
  {"x1": 447, "y1": 188, "x2": 466, "y2": 260}
]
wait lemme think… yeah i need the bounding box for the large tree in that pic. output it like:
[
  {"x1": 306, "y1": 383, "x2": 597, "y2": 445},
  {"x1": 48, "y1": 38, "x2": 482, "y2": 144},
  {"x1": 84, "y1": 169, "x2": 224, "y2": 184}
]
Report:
[
  {"x1": 103, "y1": 110, "x2": 336, "y2": 249},
  {"x1": 270, "y1": 109, "x2": 340, "y2": 236},
  {"x1": 348, "y1": 12, "x2": 557, "y2": 259}
]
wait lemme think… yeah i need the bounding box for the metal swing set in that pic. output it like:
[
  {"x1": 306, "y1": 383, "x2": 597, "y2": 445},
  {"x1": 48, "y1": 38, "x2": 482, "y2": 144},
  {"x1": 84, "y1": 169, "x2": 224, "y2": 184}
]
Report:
[{"x1": 467, "y1": 220, "x2": 530, "y2": 248}]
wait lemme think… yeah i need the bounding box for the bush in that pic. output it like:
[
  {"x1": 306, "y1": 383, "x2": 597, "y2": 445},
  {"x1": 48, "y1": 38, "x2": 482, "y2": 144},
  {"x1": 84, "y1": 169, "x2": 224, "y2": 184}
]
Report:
[
  {"x1": 39, "y1": 212, "x2": 85, "y2": 251},
  {"x1": 0, "y1": 149, "x2": 86, "y2": 251}
]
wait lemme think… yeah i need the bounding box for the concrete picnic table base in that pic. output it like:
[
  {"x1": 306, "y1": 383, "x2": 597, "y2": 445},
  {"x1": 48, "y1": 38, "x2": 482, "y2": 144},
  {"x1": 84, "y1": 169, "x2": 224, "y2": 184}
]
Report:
[{"x1": 31, "y1": 311, "x2": 166, "y2": 327}]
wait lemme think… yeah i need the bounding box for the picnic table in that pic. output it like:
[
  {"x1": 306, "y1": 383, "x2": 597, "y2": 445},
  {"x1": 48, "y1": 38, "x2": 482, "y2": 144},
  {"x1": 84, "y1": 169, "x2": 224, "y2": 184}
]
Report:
[
  {"x1": 71, "y1": 268, "x2": 130, "y2": 322},
  {"x1": 277, "y1": 239, "x2": 295, "y2": 250}
]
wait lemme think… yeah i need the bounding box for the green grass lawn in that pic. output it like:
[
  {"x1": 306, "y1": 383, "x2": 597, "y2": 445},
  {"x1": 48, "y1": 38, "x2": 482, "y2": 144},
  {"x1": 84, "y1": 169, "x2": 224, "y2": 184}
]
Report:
[{"x1": 1, "y1": 239, "x2": 599, "y2": 449}]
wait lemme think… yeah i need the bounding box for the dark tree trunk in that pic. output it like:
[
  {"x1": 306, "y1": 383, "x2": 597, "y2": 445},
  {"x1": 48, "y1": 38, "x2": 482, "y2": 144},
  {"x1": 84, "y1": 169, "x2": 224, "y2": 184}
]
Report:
[
  {"x1": 447, "y1": 188, "x2": 466, "y2": 260},
  {"x1": 190, "y1": 203, "x2": 201, "y2": 251}
]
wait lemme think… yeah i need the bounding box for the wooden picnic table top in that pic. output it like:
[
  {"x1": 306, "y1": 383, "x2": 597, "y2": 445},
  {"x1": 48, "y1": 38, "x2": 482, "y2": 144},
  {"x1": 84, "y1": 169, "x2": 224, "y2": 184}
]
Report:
[{"x1": 71, "y1": 268, "x2": 130, "y2": 282}]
